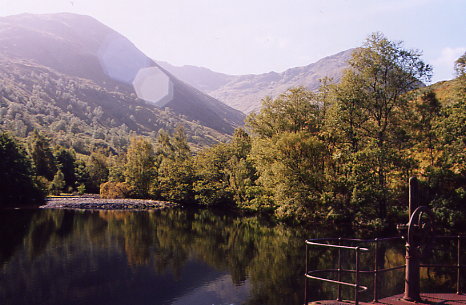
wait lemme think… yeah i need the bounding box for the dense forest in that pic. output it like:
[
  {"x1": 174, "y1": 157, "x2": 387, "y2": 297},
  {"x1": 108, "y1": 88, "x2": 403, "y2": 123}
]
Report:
[{"x1": 1, "y1": 33, "x2": 465, "y2": 232}]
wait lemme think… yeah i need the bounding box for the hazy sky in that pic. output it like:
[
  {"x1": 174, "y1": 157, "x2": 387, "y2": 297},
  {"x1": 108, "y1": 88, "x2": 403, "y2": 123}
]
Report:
[{"x1": 1, "y1": 0, "x2": 465, "y2": 83}]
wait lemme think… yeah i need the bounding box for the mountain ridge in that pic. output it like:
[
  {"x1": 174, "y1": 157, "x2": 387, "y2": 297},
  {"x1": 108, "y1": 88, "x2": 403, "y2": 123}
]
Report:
[{"x1": 159, "y1": 49, "x2": 354, "y2": 113}]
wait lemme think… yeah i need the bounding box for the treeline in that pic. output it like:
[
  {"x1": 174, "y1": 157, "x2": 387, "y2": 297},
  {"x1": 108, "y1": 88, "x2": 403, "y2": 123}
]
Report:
[{"x1": 1, "y1": 33, "x2": 465, "y2": 231}]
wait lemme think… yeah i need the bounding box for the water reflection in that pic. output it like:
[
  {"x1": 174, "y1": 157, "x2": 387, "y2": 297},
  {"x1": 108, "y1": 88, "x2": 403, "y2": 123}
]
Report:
[{"x1": 0, "y1": 209, "x2": 463, "y2": 305}]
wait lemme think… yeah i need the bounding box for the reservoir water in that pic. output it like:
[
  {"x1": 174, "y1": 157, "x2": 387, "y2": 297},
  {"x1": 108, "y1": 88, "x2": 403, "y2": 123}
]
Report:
[{"x1": 0, "y1": 208, "x2": 462, "y2": 305}]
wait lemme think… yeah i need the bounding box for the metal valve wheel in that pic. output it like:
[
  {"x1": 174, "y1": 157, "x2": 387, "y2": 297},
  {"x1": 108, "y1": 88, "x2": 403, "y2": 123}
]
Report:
[{"x1": 407, "y1": 205, "x2": 434, "y2": 257}]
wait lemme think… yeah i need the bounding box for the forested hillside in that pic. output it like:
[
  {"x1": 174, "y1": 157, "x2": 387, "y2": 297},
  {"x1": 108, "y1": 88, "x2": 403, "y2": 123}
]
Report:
[
  {"x1": 0, "y1": 57, "x2": 229, "y2": 154},
  {"x1": 0, "y1": 13, "x2": 245, "y2": 142}
]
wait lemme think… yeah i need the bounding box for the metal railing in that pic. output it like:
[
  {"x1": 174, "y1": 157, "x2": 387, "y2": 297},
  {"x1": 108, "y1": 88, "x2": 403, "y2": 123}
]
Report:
[
  {"x1": 420, "y1": 235, "x2": 464, "y2": 295},
  {"x1": 304, "y1": 235, "x2": 464, "y2": 305}
]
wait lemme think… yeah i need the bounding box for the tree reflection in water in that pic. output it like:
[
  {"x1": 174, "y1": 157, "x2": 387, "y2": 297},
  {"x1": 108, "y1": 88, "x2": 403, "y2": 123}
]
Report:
[{"x1": 0, "y1": 209, "x2": 463, "y2": 305}]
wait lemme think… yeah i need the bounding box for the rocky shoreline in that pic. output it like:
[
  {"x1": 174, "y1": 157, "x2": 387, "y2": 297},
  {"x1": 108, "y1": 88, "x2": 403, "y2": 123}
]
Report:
[{"x1": 41, "y1": 195, "x2": 178, "y2": 211}]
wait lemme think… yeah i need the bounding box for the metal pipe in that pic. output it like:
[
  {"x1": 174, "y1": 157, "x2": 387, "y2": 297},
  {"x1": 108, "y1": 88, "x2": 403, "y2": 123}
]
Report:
[
  {"x1": 305, "y1": 243, "x2": 308, "y2": 304},
  {"x1": 337, "y1": 237, "x2": 342, "y2": 301},
  {"x1": 373, "y1": 238, "x2": 379, "y2": 302},
  {"x1": 307, "y1": 266, "x2": 405, "y2": 275},
  {"x1": 409, "y1": 177, "x2": 418, "y2": 217},
  {"x1": 306, "y1": 241, "x2": 369, "y2": 252},
  {"x1": 458, "y1": 235, "x2": 462, "y2": 295},
  {"x1": 305, "y1": 273, "x2": 368, "y2": 290},
  {"x1": 355, "y1": 247, "x2": 360, "y2": 305},
  {"x1": 306, "y1": 236, "x2": 401, "y2": 243}
]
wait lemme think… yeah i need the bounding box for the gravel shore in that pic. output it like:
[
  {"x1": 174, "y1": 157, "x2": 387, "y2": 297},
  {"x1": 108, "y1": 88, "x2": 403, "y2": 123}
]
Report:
[{"x1": 41, "y1": 195, "x2": 178, "y2": 211}]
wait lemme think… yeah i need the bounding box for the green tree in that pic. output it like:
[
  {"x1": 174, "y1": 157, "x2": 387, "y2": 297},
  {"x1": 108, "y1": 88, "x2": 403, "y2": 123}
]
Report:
[
  {"x1": 251, "y1": 131, "x2": 327, "y2": 221},
  {"x1": 246, "y1": 87, "x2": 319, "y2": 138},
  {"x1": 74, "y1": 158, "x2": 90, "y2": 194},
  {"x1": 155, "y1": 126, "x2": 194, "y2": 203},
  {"x1": 194, "y1": 129, "x2": 261, "y2": 208},
  {"x1": 328, "y1": 32, "x2": 432, "y2": 223},
  {"x1": 0, "y1": 132, "x2": 44, "y2": 206},
  {"x1": 28, "y1": 130, "x2": 57, "y2": 180},
  {"x1": 245, "y1": 87, "x2": 329, "y2": 220},
  {"x1": 86, "y1": 151, "x2": 109, "y2": 193},
  {"x1": 108, "y1": 153, "x2": 126, "y2": 183},
  {"x1": 124, "y1": 137, "x2": 156, "y2": 198},
  {"x1": 409, "y1": 90, "x2": 441, "y2": 168},
  {"x1": 194, "y1": 143, "x2": 233, "y2": 206},
  {"x1": 424, "y1": 78, "x2": 466, "y2": 231},
  {"x1": 49, "y1": 170, "x2": 66, "y2": 195},
  {"x1": 454, "y1": 51, "x2": 466, "y2": 77},
  {"x1": 224, "y1": 129, "x2": 258, "y2": 208},
  {"x1": 54, "y1": 147, "x2": 77, "y2": 191}
]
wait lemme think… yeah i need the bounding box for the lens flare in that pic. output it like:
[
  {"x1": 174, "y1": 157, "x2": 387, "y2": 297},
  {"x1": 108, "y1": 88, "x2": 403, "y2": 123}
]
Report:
[
  {"x1": 132, "y1": 66, "x2": 173, "y2": 107},
  {"x1": 98, "y1": 32, "x2": 151, "y2": 84}
]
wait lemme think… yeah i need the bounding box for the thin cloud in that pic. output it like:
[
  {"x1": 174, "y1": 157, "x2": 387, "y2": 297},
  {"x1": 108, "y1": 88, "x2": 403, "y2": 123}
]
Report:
[{"x1": 432, "y1": 46, "x2": 466, "y2": 81}]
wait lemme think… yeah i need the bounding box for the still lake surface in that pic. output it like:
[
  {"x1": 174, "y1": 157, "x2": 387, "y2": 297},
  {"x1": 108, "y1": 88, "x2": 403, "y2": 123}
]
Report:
[{"x1": 0, "y1": 208, "x2": 462, "y2": 305}]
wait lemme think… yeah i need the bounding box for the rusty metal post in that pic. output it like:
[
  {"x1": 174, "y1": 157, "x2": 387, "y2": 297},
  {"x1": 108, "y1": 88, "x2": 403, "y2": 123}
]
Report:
[
  {"x1": 403, "y1": 243, "x2": 421, "y2": 301},
  {"x1": 355, "y1": 247, "x2": 360, "y2": 305},
  {"x1": 403, "y1": 178, "x2": 422, "y2": 302},
  {"x1": 337, "y1": 237, "x2": 342, "y2": 301},
  {"x1": 458, "y1": 235, "x2": 462, "y2": 295},
  {"x1": 305, "y1": 243, "x2": 308, "y2": 304},
  {"x1": 373, "y1": 238, "x2": 379, "y2": 302},
  {"x1": 409, "y1": 177, "x2": 419, "y2": 218}
]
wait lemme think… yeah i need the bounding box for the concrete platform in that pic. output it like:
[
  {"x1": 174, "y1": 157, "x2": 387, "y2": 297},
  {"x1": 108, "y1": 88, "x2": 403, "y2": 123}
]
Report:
[{"x1": 309, "y1": 293, "x2": 466, "y2": 305}]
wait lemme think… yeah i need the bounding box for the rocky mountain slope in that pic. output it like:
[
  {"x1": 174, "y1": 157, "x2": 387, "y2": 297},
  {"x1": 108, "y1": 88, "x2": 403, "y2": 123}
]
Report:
[
  {"x1": 159, "y1": 49, "x2": 354, "y2": 113},
  {"x1": 0, "y1": 13, "x2": 245, "y2": 136}
]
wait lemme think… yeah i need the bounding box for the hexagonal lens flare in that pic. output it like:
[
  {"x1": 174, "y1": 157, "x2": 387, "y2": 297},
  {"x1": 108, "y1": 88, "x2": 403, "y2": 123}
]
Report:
[
  {"x1": 132, "y1": 66, "x2": 174, "y2": 107},
  {"x1": 98, "y1": 32, "x2": 151, "y2": 84}
]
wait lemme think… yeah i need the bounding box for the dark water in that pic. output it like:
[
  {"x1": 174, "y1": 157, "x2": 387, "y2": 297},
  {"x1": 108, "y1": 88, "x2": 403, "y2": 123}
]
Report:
[{"x1": 0, "y1": 208, "x2": 462, "y2": 305}]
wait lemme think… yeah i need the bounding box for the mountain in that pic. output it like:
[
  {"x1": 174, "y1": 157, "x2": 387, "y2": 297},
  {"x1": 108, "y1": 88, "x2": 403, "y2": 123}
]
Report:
[
  {"x1": 0, "y1": 13, "x2": 245, "y2": 136},
  {"x1": 159, "y1": 49, "x2": 354, "y2": 113},
  {"x1": 0, "y1": 53, "x2": 234, "y2": 153},
  {"x1": 156, "y1": 61, "x2": 235, "y2": 93}
]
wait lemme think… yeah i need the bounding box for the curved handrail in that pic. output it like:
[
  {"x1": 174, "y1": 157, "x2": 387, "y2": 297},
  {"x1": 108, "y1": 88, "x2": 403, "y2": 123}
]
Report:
[
  {"x1": 305, "y1": 240, "x2": 369, "y2": 251},
  {"x1": 306, "y1": 236, "x2": 402, "y2": 243},
  {"x1": 305, "y1": 270, "x2": 368, "y2": 292},
  {"x1": 306, "y1": 265, "x2": 405, "y2": 275},
  {"x1": 305, "y1": 240, "x2": 375, "y2": 305}
]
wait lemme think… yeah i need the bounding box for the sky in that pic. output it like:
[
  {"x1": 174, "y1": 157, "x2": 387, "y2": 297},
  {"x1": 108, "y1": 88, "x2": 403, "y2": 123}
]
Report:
[{"x1": 1, "y1": 0, "x2": 465, "y2": 83}]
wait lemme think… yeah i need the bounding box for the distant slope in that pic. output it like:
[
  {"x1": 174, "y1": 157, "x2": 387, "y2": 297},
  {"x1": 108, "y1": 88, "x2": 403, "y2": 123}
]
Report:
[
  {"x1": 157, "y1": 61, "x2": 235, "y2": 93},
  {"x1": 426, "y1": 77, "x2": 465, "y2": 106},
  {"x1": 160, "y1": 49, "x2": 354, "y2": 113},
  {"x1": 0, "y1": 13, "x2": 245, "y2": 134}
]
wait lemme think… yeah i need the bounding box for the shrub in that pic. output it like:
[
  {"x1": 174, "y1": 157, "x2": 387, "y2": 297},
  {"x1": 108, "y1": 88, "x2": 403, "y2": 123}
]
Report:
[
  {"x1": 100, "y1": 182, "x2": 132, "y2": 199},
  {"x1": 77, "y1": 183, "x2": 86, "y2": 195}
]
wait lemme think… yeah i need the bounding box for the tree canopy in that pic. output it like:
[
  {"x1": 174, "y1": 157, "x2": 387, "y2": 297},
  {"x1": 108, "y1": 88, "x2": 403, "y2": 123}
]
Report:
[{"x1": 0, "y1": 132, "x2": 44, "y2": 206}]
